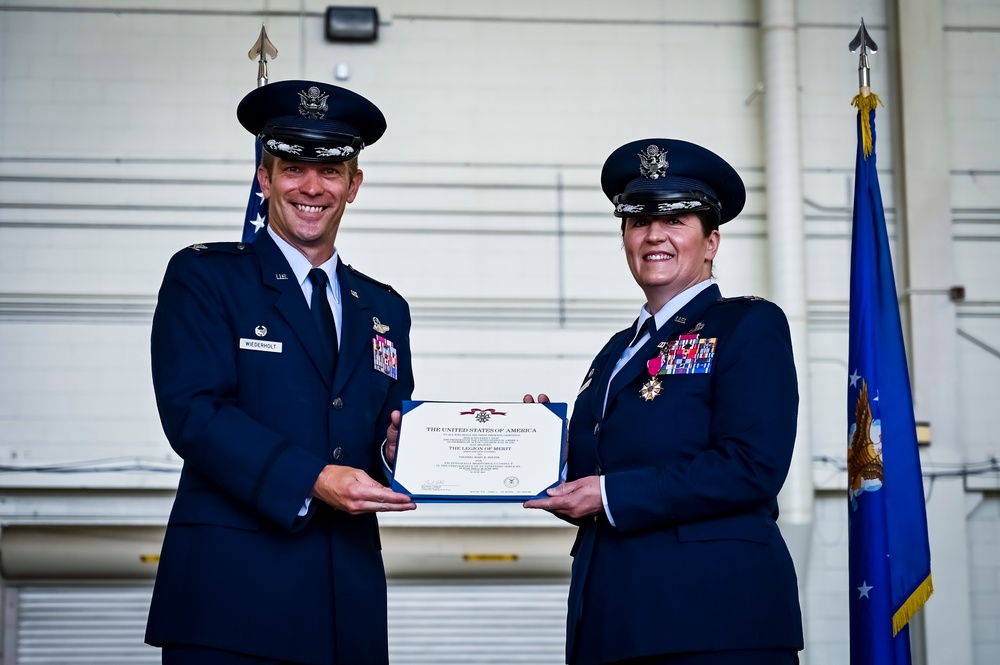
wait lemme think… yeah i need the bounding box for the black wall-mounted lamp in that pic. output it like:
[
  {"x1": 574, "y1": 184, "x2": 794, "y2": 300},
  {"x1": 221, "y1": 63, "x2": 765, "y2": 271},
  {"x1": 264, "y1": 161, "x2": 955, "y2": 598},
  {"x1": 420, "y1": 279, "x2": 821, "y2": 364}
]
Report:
[{"x1": 325, "y1": 6, "x2": 379, "y2": 43}]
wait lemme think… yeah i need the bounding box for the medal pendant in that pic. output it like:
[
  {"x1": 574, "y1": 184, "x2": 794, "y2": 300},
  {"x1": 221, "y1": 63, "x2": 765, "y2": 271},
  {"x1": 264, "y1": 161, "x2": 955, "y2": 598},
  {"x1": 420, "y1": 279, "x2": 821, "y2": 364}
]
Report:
[{"x1": 640, "y1": 377, "x2": 663, "y2": 401}]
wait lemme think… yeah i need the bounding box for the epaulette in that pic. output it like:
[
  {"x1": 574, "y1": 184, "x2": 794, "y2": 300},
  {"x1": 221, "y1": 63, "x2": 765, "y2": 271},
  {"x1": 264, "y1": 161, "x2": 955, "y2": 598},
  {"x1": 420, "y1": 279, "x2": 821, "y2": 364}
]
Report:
[
  {"x1": 184, "y1": 241, "x2": 256, "y2": 256},
  {"x1": 716, "y1": 295, "x2": 769, "y2": 304},
  {"x1": 346, "y1": 264, "x2": 400, "y2": 296}
]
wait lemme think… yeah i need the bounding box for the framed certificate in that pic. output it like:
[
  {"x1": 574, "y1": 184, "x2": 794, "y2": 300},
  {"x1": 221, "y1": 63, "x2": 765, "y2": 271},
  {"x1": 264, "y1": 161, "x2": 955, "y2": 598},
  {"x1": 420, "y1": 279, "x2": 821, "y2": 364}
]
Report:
[{"x1": 390, "y1": 401, "x2": 567, "y2": 502}]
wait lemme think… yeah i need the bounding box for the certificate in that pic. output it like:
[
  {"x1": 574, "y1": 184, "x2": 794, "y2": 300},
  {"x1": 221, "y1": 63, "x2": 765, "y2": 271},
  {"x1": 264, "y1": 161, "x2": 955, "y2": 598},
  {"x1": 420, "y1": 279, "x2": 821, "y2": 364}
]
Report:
[{"x1": 390, "y1": 401, "x2": 567, "y2": 502}]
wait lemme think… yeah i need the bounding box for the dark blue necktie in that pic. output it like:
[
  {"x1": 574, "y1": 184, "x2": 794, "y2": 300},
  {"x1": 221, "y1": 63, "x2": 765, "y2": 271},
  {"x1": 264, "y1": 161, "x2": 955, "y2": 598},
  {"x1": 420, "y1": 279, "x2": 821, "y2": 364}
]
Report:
[
  {"x1": 628, "y1": 316, "x2": 657, "y2": 347},
  {"x1": 608, "y1": 317, "x2": 658, "y2": 401},
  {"x1": 308, "y1": 268, "x2": 338, "y2": 375}
]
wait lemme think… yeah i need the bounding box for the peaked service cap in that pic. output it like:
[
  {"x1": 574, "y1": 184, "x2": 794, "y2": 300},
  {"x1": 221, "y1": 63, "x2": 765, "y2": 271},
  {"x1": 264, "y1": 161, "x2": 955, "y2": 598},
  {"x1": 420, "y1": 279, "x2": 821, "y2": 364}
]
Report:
[
  {"x1": 601, "y1": 138, "x2": 746, "y2": 224},
  {"x1": 237, "y1": 80, "x2": 386, "y2": 163}
]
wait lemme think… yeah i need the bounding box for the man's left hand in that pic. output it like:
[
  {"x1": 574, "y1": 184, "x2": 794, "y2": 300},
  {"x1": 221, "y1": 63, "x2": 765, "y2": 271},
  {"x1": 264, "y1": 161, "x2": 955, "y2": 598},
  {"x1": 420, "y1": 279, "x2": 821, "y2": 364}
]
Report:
[{"x1": 384, "y1": 410, "x2": 402, "y2": 466}]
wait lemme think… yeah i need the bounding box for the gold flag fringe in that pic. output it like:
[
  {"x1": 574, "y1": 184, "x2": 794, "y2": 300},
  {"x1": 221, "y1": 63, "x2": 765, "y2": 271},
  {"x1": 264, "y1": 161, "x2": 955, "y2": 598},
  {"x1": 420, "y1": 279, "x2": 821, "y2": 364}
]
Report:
[
  {"x1": 892, "y1": 574, "x2": 934, "y2": 636},
  {"x1": 851, "y1": 92, "x2": 882, "y2": 158}
]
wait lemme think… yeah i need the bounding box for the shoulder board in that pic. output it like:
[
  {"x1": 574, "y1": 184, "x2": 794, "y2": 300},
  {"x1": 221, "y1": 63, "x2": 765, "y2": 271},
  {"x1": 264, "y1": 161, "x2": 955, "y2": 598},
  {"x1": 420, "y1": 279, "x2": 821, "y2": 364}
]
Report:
[
  {"x1": 184, "y1": 242, "x2": 256, "y2": 256},
  {"x1": 715, "y1": 295, "x2": 770, "y2": 305},
  {"x1": 346, "y1": 264, "x2": 400, "y2": 296}
]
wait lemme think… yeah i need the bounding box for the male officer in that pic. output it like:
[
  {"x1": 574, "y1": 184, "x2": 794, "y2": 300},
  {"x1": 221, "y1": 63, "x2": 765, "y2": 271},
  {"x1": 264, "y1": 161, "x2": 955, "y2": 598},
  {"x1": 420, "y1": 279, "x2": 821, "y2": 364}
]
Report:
[{"x1": 145, "y1": 80, "x2": 415, "y2": 665}]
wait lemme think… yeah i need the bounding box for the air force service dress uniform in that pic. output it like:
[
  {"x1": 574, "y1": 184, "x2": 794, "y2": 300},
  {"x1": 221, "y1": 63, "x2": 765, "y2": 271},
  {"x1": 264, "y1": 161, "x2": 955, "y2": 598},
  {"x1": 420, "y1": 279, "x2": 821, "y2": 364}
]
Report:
[
  {"x1": 145, "y1": 82, "x2": 412, "y2": 665},
  {"x1": 563, "y1": 140, "x2": 803, "y2": 664}
]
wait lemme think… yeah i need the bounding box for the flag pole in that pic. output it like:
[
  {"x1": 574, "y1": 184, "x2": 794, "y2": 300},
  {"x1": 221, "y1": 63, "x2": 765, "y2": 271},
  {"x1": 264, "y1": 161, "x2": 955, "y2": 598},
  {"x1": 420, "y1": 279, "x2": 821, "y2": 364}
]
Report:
[
  {"x1": 849, "y1": 19, "x2": 880, "y2": 156},
  {"x1": 846, "y1": 18, "x2": 933, "y2": 665},
  {"x1": 249, "y1": 24, "x2": 278, "y2": 89},
  {"x1": 242, "y1": 25, "x2": 277, "y2": 242}
]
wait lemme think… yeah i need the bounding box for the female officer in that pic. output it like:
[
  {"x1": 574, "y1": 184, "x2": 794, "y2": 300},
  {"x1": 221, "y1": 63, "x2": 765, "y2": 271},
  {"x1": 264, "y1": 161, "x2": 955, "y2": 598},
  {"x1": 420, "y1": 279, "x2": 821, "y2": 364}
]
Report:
[{"x1": 525, "y1": 139, "x2": 803, "y2": 665}]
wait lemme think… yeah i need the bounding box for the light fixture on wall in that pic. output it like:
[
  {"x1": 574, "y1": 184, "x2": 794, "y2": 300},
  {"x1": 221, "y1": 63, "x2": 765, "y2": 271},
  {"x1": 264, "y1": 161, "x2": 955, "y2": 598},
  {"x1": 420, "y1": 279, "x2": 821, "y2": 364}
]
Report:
[{"x1": 325, "y1": 6, "x2": 379, "y2": 43}]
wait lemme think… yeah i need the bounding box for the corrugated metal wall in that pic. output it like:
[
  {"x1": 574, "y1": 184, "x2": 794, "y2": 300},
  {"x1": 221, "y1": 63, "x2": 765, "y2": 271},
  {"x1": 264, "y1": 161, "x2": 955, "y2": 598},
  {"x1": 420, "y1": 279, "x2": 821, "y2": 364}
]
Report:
[
  {"x1": 2, "y1": 582, "x2": 569, "y2": 665},
  {"x1": 3, "y1": 586, "x2": 157, "y2": 664}
]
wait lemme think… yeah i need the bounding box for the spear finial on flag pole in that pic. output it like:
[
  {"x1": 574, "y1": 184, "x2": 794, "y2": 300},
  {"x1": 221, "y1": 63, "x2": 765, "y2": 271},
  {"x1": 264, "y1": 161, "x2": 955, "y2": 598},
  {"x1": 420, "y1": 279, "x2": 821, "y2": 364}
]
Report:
[
  {"x1": 242, "y1": 25, "x2": 277, "y2": 241},
  {"x1": 248, "y1": 24, "x2": 278, "y2": 88},
  {"x1": 849, "y1": 19, "x2": 880, "y2": 157},
  {"x1": 849, "y1": 19, "x2": 878, "y2": 98}
]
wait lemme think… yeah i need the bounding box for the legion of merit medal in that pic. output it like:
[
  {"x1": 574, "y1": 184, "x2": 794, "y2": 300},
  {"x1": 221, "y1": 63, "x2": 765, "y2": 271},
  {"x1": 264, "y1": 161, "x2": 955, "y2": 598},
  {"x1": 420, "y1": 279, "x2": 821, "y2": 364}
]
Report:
[{"x1": 640, "y1": 376, "x2": 663, "y2": 401}]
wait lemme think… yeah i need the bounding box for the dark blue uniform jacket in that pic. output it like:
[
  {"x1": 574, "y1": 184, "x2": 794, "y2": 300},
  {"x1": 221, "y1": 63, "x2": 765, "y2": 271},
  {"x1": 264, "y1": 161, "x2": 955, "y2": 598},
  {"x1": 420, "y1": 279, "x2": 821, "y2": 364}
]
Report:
[
  {"x1": 565, "y1": 284, "x2": 803, "y2": 664},
  {"x1": 145, "y1": 230, "x2": 413, "y2": 665}
]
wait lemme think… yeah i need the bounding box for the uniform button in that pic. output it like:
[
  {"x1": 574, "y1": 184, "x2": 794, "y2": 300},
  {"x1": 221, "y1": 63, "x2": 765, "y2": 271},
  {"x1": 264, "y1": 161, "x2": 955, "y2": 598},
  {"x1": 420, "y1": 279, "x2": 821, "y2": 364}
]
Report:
[
  {"x1": 332, "y1": 447, "x2": 344, "y2": 460},
  {"x1": 593, "y1": 423, "x2": 600, "y2": 436},
  {"x1": 332, "y1": 397, "x2": 344, "y2": 410}
]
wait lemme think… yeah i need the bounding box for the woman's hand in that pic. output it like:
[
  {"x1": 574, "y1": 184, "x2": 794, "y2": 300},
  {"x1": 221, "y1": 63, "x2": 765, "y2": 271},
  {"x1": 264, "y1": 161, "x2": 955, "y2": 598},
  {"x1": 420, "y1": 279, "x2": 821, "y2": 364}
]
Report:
[{"x1": 524, "y1": 476, "x2": 602, "y2": 519}]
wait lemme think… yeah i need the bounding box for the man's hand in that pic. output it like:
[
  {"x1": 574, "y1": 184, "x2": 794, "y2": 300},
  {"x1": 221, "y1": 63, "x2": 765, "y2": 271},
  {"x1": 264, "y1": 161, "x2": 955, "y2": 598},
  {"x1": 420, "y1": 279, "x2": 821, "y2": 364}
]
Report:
[
  {"x1": 523, "y1": 476, "x2": 602, "y2": 520},
  {"x1": 384, "y1": 410, "x2": 402, "y2": 466},
  {"x1": 522, "y1": 393, "x2": 550, "y2": 404},
  {"x1": 312, "y1": 465, "x2": 416, "y2": 515}
]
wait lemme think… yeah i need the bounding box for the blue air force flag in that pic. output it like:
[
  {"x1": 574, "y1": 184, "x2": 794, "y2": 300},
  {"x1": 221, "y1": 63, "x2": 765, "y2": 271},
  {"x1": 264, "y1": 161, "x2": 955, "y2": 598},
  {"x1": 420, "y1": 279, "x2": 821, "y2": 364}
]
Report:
[{"x1": 847, "y1": 93, "x2": 933, "y2": 665}]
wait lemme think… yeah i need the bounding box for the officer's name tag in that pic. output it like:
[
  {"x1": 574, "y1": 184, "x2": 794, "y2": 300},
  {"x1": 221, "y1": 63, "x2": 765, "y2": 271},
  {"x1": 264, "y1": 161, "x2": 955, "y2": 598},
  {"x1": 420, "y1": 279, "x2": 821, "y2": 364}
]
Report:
[{"x1": 240, "y1": 338, "x2": 283, "y2": 353}]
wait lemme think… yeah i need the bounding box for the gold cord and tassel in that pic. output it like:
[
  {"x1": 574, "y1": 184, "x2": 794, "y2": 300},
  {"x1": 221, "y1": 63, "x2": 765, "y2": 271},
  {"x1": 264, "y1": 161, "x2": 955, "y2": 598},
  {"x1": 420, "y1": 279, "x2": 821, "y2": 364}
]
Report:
[{"x1": 851, "y1": 90, "x2": 882, "y2": 158}]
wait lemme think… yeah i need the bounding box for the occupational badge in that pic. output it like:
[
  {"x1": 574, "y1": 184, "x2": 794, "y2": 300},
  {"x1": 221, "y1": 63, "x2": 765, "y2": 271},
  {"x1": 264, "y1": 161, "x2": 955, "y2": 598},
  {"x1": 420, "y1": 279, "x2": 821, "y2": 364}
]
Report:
[
  {"x1": 373, "y1": 334, "x2": 398, "y2": 379},
  {"x1": 372, "y1": 317, "x2": 390, "y2": 334}
]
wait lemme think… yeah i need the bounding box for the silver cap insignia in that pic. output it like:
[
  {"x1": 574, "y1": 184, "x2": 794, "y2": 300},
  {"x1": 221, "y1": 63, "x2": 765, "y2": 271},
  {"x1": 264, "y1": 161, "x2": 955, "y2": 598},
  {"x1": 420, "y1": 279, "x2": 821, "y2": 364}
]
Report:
[
  {"x1": 299, "y1": 86, "x2": 330, "y2": 120},
  {"x1": 638, "y1": 144, "x2": 669, "y2": 179}
]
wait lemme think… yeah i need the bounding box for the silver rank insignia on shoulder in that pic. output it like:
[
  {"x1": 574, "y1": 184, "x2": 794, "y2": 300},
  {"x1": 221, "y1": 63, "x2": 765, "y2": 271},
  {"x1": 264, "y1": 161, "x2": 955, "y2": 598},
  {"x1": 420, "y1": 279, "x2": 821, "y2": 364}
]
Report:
[
  {"x1": 255, "y1": 325, "x2": 267, "y2": 338},
  {"x1": 190, "y1": 243, "x2": 208, "y2": 251},
  {"x1": 351, "y1": 290, "x2": 359, "y2": 298},
  {"x1": 373, "y1": 317, "x2": 390, "y2": 334}
]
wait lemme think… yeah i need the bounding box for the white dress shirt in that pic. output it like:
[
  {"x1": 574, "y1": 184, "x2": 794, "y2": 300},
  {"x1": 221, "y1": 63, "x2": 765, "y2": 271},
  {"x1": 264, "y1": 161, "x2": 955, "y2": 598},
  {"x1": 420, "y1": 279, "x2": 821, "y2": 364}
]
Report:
[{"x1": 599, "y1": 279, "x2": 714, "y2": 525}]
